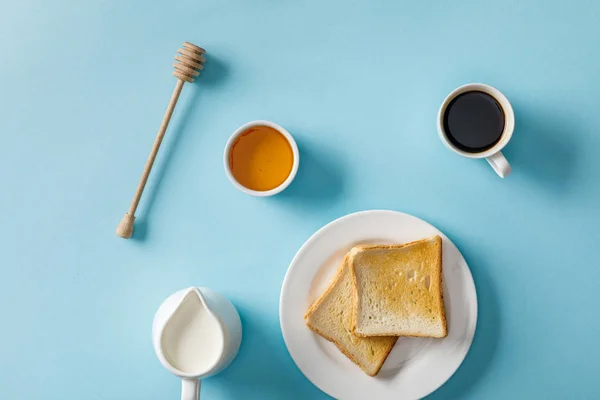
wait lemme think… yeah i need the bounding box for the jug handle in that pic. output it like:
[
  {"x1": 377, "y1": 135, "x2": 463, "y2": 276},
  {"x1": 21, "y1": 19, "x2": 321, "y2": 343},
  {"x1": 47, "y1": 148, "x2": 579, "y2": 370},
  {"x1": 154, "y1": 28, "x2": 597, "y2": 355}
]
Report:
[{"x1": 181, "y1": 378, "x2": 201, "y2": 400}]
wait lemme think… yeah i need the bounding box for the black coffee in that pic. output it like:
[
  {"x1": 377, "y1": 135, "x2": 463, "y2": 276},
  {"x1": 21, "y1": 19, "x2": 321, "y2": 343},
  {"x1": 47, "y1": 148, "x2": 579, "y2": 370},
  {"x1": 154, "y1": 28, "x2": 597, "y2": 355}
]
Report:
[{"x1": 443, "y1": 91, "x2": 505, "y2": 153}]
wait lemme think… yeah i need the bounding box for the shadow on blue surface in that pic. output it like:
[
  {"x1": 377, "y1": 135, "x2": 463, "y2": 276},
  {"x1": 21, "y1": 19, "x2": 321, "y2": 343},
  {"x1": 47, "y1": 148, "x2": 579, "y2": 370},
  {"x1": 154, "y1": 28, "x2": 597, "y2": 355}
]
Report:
[
  {"x1": 132, "y1": 54, "x2": 230, "y2": 241},
  {"x1": 273, "y1": 136, "x2": 346, "y2": 213},
  {"x1": 208, "y1": 305, "x2": 329, "y2": 399},
  {"x1": 426, "y1": 229, "x2": 501, "y2": 399},
  {"x1": 503, "y1": 101, "x2": 579, "y2": 196}
]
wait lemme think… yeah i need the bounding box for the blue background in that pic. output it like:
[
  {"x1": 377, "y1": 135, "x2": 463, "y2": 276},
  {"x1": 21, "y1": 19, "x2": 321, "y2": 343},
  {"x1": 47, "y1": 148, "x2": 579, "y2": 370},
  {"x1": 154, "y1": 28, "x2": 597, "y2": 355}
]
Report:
[{"x1": 1, "y1": 0, "x2": 599, "y2": 398}]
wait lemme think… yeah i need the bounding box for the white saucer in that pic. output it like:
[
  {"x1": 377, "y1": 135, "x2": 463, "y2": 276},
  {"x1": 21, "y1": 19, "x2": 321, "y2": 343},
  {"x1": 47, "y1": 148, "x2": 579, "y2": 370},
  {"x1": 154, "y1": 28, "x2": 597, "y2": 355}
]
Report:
[{"x1": 279, "y1": 210, "x2": 477, "y2": 400}]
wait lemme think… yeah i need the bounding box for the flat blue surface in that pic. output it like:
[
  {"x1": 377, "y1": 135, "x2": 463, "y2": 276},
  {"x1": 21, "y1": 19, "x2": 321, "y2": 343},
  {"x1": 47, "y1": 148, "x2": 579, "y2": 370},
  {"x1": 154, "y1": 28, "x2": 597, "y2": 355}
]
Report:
[{"x1": 1, "y1": 1, "x2": 599, "y2": 399}]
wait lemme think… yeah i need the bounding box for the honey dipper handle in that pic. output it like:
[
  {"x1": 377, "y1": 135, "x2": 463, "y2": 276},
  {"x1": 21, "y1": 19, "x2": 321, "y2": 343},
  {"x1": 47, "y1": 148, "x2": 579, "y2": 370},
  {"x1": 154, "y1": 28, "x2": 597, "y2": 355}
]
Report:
[
  {"x1": 116, "y1": 79, "x2": 185, "y2": 239},
  {"x1": 128, "y1": 79, "x2": 184, "y2": 215}
]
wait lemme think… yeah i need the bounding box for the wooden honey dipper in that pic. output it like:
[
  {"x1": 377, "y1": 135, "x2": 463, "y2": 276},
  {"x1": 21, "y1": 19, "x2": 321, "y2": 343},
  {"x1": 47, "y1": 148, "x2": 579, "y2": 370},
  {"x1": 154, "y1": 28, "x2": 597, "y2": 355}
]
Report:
[{"x1": 116, "y1": 42, "x2": 206, "y2": 239}]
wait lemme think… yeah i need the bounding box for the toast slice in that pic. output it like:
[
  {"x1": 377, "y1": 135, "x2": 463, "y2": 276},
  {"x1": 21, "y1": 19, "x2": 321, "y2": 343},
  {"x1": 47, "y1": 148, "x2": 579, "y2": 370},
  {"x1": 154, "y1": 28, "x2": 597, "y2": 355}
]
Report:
[
  {"x1": 350, "y1": 236, "x2": 447, "y2": 338},
  {"x1": 304, "y1": 256, "x2": 398, "y2": 376}
]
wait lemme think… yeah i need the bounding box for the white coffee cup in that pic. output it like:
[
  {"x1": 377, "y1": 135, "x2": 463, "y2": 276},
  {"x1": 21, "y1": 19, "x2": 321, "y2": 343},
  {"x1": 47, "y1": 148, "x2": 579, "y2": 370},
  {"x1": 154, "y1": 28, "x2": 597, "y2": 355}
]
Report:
[{"x1": 437, "y1": 83, "x2": 514, "y2": 178}]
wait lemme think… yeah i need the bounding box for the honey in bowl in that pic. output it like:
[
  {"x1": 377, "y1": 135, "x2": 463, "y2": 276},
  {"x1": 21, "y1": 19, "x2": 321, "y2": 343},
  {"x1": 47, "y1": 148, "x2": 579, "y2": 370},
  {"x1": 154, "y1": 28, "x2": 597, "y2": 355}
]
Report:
[{"x1": 228, "y1": 125, "x2": 294, "y2": 192}]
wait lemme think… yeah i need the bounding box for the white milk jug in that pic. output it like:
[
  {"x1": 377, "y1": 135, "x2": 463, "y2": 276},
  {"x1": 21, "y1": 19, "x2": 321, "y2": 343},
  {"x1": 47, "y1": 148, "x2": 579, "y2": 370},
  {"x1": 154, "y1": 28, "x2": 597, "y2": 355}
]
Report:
[{"x1": 152, "y1": 287, "x2": 242, "y2": 400}]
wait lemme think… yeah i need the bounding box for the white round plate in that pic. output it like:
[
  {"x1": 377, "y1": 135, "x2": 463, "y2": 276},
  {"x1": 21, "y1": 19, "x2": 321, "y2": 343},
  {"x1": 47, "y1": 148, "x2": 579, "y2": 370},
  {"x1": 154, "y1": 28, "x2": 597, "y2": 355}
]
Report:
[{"x1": 280, "y1": 210, "x2": 477, "y2": 400}]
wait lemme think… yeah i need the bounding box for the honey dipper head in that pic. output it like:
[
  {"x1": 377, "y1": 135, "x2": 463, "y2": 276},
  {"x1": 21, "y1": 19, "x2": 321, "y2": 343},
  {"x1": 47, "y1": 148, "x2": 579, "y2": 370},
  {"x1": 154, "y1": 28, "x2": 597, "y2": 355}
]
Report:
[{"x1": 173, "y1": 42, "x2": 206, "y2": 83}]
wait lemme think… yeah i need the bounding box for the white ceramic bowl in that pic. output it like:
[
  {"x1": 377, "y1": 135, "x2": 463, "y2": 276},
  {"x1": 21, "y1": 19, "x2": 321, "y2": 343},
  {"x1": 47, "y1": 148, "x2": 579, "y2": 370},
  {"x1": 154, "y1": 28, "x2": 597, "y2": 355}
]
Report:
[{"x1": 224, "y1": 120, "x2": 299, "y2": 196}]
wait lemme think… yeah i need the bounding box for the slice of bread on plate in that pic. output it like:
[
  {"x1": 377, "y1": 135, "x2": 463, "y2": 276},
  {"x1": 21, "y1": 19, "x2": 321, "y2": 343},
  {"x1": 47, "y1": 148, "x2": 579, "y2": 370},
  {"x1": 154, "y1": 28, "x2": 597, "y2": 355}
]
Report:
[
  {"x1": 304, "y1": 256, "x2": 398, "y2": 376},
  {"x1": 350, "y1": 235, "x2": 447, "y2": 338}
]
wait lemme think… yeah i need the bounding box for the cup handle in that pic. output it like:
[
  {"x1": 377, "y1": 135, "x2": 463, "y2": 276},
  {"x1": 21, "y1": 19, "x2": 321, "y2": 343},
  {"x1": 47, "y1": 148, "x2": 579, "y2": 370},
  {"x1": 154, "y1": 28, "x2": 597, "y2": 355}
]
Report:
[
  {"x1": 486, "y1": 151, "x2": 512, "y2": 178},
  {"x1": 181, "y1": 378, "x2": 201, "y2": 400}
]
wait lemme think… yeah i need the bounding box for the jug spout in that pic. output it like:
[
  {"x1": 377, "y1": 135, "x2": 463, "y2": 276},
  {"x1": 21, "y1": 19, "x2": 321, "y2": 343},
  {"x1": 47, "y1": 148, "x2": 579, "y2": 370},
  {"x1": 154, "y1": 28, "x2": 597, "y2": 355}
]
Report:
[{"x1": 177, "y1": 288, "x2": 213, "y2": 316}]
